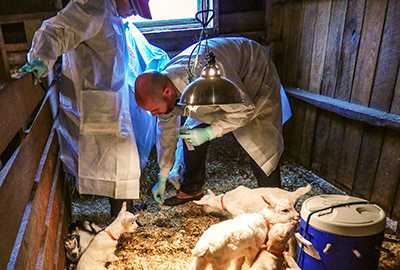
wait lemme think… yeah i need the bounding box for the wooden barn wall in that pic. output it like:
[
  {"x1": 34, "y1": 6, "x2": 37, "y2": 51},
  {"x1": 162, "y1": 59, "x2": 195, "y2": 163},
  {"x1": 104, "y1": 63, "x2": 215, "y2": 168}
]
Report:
[{"x1": 268, "y1": 0, "x2": 400, "y2": 220}]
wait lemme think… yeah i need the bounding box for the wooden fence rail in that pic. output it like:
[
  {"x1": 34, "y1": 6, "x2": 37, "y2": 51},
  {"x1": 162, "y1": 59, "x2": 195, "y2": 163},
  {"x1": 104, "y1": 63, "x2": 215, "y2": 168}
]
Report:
[{"x1": 0, "y1": 75, "x2": 66, "y2": 269}]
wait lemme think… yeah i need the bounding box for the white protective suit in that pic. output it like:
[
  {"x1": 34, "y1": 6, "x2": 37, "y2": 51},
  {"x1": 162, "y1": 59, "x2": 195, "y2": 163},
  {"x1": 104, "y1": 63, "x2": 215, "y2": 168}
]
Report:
[
  {"x1": 28, "y1": 0, "x2": 167, "y2": 198},
  {"x1": 160, "y1": 37, "x2": 287, "y2": 179}
]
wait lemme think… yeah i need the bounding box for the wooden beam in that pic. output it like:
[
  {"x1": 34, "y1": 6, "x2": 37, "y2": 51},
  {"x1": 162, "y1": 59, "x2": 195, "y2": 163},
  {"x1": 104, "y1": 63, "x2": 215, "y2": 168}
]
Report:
[
  {"x1": 285, "y1": 87, "x2": 400, "y2": 130},
  {"x1": 0, "y1": 43, "x2": 28, "y2": 51},
  {"x1": 0, "y1": 12, "x2": 55, "y2": 23},
  {"x1": 219, "y1": 11, "x2": 265, "y2": 34}
]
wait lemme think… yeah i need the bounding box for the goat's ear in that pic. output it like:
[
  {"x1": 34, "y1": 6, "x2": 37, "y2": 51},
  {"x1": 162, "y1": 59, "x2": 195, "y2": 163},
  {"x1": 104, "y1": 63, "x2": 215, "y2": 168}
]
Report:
[
  {"x1": 118, "y1": 202, "x2": 127, "y2": 215},
  {"x1": 207, "y1": 189, "x2": 216, "y2": 197},
  {"x1": 261, "y1": 194, "x2": 276, "y2": 208},
  {"x1": 292, "y1": 184, "x2": 312, "y2": 199}
]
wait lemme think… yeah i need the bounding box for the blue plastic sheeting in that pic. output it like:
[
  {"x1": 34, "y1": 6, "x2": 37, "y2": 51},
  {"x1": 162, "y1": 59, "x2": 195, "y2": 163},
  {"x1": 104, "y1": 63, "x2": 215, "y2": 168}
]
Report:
[{"x1": 124, "y1": 22, "x2": 170, "y2": 169}]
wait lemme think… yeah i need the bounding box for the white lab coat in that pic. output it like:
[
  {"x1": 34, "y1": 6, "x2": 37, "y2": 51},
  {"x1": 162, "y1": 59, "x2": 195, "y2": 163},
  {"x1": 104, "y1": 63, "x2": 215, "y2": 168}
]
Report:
[
  {"x1": 158, "y1": 37, "x2": 284, "y2": 178},
  {"x1": 28, "y1": 0, "x2": 140, "y2": 198}
]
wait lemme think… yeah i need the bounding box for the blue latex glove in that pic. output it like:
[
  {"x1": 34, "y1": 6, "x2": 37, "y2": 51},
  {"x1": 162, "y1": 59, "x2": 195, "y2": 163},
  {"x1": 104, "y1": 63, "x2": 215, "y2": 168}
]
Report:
[
  {"x1": 152, "y1": 175, "x2": 168, "y2": 204},
  {"x1": 18, "y1": 59, "x2": 48, "y2": 79},
  {"x1": 179, "y1": 126, "x2": 216, "y2": 147}
]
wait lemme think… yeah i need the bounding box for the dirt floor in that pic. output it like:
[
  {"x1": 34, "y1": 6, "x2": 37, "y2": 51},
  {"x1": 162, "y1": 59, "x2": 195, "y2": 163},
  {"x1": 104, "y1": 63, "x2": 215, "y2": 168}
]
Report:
[{"x1": 70, "y1": 135, "x2": 400, "y2": 270}]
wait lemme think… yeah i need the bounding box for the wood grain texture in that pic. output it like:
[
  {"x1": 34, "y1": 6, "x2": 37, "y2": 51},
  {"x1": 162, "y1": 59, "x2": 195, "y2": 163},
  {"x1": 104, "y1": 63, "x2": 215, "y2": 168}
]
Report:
[
  {"x1": 0, "y1": 75, "x2": 43, "y2": 154},
  {"x1": 307, "y1": 0, "x2": 332, "y2": 173},
  {"x1": 357, "y1": 0, "x2": 400, "y2": 211},
  {"x1": 377, "y1": 62, "x2": 400, "y2": 219},
  {"x1": 13, "y1": 129, "x2": 58, "y2": 270},
  {"x1": 312, "y1": 0, "x2": 347, "y2": 176},
  {"x1": 351, "y1": 0, "x2": 388, "y2": 199},
  {"x1": 335, "y1": 0, "x2": 366, "y2": 190},
  {"x1": 292, "y1": 1, "x2": 317, "y2": 166},
  {"x1": 42, "y1": 160, "x2": 63, "y2": 270},
  {"x1": 0, "y1": 100, "x2": 52, "y2": 270}
]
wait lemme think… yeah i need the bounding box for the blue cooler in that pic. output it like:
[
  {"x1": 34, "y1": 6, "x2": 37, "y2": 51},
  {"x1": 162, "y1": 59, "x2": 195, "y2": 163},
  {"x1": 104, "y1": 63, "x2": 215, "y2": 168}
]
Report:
[{"x1": 297, "y1": 195, "x2": 385, "y2": 270}]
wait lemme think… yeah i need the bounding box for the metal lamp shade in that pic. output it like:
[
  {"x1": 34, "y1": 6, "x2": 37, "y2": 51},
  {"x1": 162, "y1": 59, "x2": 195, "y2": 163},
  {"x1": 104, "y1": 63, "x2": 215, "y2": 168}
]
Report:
[{"x1": 179, "y1": 62, "x2": 246, "y2": 106}]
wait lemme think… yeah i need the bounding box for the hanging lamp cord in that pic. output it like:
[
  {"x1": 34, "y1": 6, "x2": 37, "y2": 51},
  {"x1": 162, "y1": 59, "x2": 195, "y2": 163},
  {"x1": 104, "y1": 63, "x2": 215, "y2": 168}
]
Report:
[{"x1": 186, "y1": 9, "x2": 215, "y2": 82}]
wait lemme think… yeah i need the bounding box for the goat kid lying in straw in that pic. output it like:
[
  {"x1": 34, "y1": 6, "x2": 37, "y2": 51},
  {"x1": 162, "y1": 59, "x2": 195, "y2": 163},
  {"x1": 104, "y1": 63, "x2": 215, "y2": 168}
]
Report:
[
  {"x1": 73, "y1": 202, "x2": 139, "y2": 270},
  {"x1": 189, "y1": 193, "x2": 300, "y2": 270}
]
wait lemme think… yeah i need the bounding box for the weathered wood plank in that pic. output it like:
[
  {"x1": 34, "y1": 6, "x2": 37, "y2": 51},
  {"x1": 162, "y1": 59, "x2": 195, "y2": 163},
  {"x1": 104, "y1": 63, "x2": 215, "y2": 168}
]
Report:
[
  {"x1": 0, "y1": 12, "x2": 55, "y2": 23},
  {"x1": 219, "y1": 11, "x2": 265, "y2": 34},
  {"x1": 391, "y1": 65, "x2": 400, "y2": 220},
  {"x1": 289, "y1": 1, "x2": 316, "y2": 165},
  {"x1": 56, "y1": 205, "x2": 67, "y2": 270},
  {"x1": 280, "y1": 3, "x2": 291, "y2": 85},
  {"x1": 0, "y1": 75, "x2": 43, "y2": 155},
  {"x1": 0, "y1": 43, "x2": 28, "y2": 51},
  {"x1": 13, "y1": 128, "x2": 58, "y2": 270},
  {"x1": 375, "y1": 58, "x2": 400, "y2": 220},
  {"x1": 285, "y1": 88, "x2": 400, "y2": 130},
  {"x1": 350, "y1": 0, "x2": 388, "y2": 198},
  {"x1": 359, "y1": 0, "x2": 400, "y2": 210},
  {"x1": 283, "y1": 2, "x2": 305, "y2": 162},
  {"x1": 321, "y1": 0, "x2": 348, "y2": 98},
  {"x1": 309, "y1": 0, "x2": 331, "y2": 92},
  {"x1": 352, "y1": 126, "x2": 384, "y2": 199},
  {"x1": 370, "y1": 129, "x2": 400, "y2": 217},
  {"x1": 42, "y1": 160, "x2": 63, "y2": 270},
  {"x1": 264, "y1": 0, "x2": 273, "y2": 43},
  {"x1": 335, "y1": 0, "x2": 369, "y2": 190},
  {"x1": 321, "y1": 0, "x2": 349, "y2": 184},
  {"x1": 369, "y1": 0, "x2": 400, "y2": 112},
  {"x1": 311, "y1": 0, "x2": 343, "y2": 175},
  {"x1": 0, "y1": 100, "x2": 52, "y2": 270},
  {"x1": 301, "y1": 0, "x2": 331, "y2": 169},
  {"x1": 286, "y1": 1, "x2": 303, "y2": 87},
  {"x1": 218, "y1": 0, "x2": 264, "y2": 14},
  {"x1": 335, "y1": 0, "x2": 366, "y2": 101},
  {"x1": 324, "y1": 115, "x2": 347, "y2": 185},
  {"x1": 267, "y1": 2, "x2": 282, "y2": 43}
]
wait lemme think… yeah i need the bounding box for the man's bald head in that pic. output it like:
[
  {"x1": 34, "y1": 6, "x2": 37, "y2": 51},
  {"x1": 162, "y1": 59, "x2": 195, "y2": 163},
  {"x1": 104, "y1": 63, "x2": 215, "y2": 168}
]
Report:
[
  {"x1": 134, "y1": 71, "x2": 178, "y2": 115},
  {"x1": 135, "y1": 71, "x2": 167, "y2": 103}
]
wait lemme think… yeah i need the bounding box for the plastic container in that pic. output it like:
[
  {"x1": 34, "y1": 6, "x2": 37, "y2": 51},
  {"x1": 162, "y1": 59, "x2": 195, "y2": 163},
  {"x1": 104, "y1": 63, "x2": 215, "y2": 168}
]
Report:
[{"x1": 297, "y1": 195, "x2": 385, "y2": 270}]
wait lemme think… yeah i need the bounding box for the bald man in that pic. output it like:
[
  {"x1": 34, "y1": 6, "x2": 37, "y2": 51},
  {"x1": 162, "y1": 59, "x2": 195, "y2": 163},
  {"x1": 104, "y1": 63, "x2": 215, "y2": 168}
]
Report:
[{"x1": 135, "y1": 37, "x2": 285, "y2": 206}]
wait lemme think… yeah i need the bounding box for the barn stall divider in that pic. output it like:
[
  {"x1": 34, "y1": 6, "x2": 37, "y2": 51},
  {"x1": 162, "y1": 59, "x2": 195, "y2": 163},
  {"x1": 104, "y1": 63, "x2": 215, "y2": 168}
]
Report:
[{"x1": 0, "y1": 74, "x2": 68, "y2": 270}]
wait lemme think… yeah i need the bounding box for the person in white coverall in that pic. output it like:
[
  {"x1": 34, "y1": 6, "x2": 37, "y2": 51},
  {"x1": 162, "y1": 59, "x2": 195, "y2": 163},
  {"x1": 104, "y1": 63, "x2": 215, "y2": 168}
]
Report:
[
  {"x1": 135, "y1": 37, "x2": 289, "y2": 205},
  {"x1": 19, "y1": 0, "x2": 156, "y2": 215}
]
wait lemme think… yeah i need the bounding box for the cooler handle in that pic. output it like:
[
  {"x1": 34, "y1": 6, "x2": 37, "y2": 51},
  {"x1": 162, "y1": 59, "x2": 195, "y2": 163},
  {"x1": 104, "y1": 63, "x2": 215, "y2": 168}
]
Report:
[{"x1": 295, "y1": 232, "x2": 321, "y2": 260}]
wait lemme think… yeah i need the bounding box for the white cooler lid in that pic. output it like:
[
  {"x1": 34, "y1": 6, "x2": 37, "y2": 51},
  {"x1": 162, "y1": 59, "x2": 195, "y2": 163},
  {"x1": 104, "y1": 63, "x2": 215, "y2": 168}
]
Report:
[{"x1": 301, "y1": 195, "x2": 386, "y2": 237}]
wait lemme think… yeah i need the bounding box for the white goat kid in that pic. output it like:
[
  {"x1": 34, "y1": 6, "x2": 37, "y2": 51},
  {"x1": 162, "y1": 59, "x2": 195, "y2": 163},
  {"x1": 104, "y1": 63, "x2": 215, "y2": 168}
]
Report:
[
  {"x1": 76, "y1": 202, "x2": 139, "y2": 270},
  {"x1": 189, "y1": 194, "x2": 299, "y2": 270},
  {"x1": 194, "y1": 184, "x2": 311, "y2": 217},
  {"x1": 248, "y1": 221, "x2": 298, "y2": 270}
]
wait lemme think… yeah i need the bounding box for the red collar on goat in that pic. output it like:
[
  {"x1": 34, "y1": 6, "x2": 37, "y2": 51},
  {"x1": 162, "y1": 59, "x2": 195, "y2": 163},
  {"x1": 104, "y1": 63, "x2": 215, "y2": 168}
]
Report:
[
  {"x1": 105, "y1": 229, "x2": 118, "y2": 241},
  {"x1": 220, "y1": 194, "x2": 225, "y2": 211}
]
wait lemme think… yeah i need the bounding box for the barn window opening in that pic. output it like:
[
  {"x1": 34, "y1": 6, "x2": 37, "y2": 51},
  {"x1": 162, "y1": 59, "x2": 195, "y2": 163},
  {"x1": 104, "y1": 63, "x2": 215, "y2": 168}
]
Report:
[{"x1": 126, "y1": 0, "x2": 214, "y2": 33}]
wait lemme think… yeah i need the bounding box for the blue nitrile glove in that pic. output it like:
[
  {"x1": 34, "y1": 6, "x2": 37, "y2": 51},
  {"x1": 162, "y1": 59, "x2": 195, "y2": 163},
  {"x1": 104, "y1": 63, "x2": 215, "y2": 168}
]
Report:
[
  {"x1": 18, "y1": 59, "x2": 48, "y2": 79},
  {"x1": 179, "y1": 126, "x2": 216, "y2": 147},
  {"x1": 152, "y1": 175, "x2": 168, "y2": 204}
]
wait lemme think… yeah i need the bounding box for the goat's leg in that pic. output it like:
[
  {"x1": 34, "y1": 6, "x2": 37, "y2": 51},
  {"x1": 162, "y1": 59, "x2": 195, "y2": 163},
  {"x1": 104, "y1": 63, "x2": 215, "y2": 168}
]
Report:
[
  {"x1": 188, "y1": 256, "x2": 209, "y2": 270},
  {"x1": 287, "y1": 237, "x2": 297, "y2": 257},
  {"x1": 231, "y1": 257, "x2": 245, "y2": 270},
  {"x1": 211, "y1": 260, "x2": 230, "y2": 270}
]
